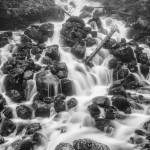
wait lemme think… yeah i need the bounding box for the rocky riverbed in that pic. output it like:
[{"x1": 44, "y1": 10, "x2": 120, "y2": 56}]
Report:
[{"x1": 0, "y1": 0, "x2": 150, "y2": 150}]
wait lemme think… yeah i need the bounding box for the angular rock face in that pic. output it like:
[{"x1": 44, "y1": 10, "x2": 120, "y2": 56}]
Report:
[{"x1": 0, "y1": 0, "x2": 64, "y2": 30}]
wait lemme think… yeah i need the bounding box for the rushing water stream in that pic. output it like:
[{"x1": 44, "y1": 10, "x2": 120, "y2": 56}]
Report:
[{"x1": 0, "y1": 0, "x2": 150, "y2": 150}]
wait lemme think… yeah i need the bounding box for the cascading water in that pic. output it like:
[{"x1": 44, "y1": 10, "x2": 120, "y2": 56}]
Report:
[{"x1": 0, "y1": 0, "x2": 150, "y2": 150}]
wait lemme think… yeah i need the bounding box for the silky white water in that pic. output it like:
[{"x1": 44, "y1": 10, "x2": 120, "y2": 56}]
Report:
[{"x1": 0, "y1": 0, "x2": 150, "y2": 150}]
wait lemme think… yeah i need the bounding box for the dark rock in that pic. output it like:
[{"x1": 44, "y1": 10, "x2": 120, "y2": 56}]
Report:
[
  {"x1": 26, "y1": 123, "x2": 42, "y2": 135},
  {"x1": 112, "y1": 96, "x2": 131, "y2": 113},
  {"x1": 0, "y1": 32, "x2": 12, "y2": 48},
  {"x1": 0, "y1": 118, "x2": 16, "y2": 136},
  {"x1": 16, "y1": 123, "x2": 27, "y2": 135},
  {"x1": 55, "y1": 143, "x2": 75, "y2": 150},
  {"x1": 43, "y1": 97, "x2": 54, "y2": 104},
  {"x1": 61, "y1": 16, "x2": 91, "y2": 47},
  {"x1": 85, "y1": 37, "x2": 97, "y2": 47},
  {"x1": 67, "y1": 98, "x2": 78, "y2": 109},
  {"x1": 71, "y1": 42, "x2": 86, "y2": 59},
  {"x1": 112, "y1": 46, "x2": 135, "y2": 63},
  {"x1": 143, "y1": 120, "x2": 150, "y2": 131},
  {"x1": 73, "y1": 139, "x2": 110, "y2": 150},
  {"x1": 0, "y1": 95, "x2": 6, "y2": 112},
  {"x1": 92, "y1": 96, "x2": 111, "y2": 108},
  {"x1": 2, "y1": 107, "x2": 13, "y2": 119},
  {"x1": 21, "y1": 35, "x2": 32, "y2": 44},
  {"x1": 113, "y1": 67, "x2": 129, "y2": 81},
  {"x1": 16, "y1": 105, "x2": 32, "y2": 119},
  {"x1": 42, "y1": 56, "x2": 53, "y2": 65},
  {"x1": 91, "y1": 31, "x2": 97, "y2": 38},
  {"x1": 31, "y1": 45, "x2": 43, "y2": 55},
  {"x1": 50, "y1": 62, "x2": 68, "y2": 79},
  {"x1": 58, "y1": 78, "x2": 74, "y2": 96},
  {"x1": 54, "y1": 94, "x2": 66, "y2": 113},
  {"x1": 108, "y1": 85, "x2": 127, "y2": 97},
  {"x1": 140, "y1": 64, "x2": 149, "y2": 78},
  {"x1": 45, "y1": 45, "x2": 60, "y2": 62},
  {"x1": 137, "y1": 52, "x2": 149, "y2": 65},
  {"x1": 34, "y1": 102, "x2": 50, "y2": 118},
  {"x1": 127, "y1": 61, "x2": 138, "y2": 73},
  {"x1": 88, "y1": 103, "x2": 100, "y2": 118},
  {"x1": 36, "y1": 71, "x2": 59, "y2": 97},
  {"x1": 6, "y1": 89, "x2": 26, "y2": 103},
  {"x1": 135, "y1": 129, "x2": 145, "y2": 136},
  {"x1": 15, "y1": 139, "x2": 34, "y2": 150},
  {"x1": 108, "y1": 58, "x2": 118, "y2": 69},
  {"x1": 24, "y1": 23, "x2": 54, "y2": 43},
  {"x1": 103, "y1": 38, "x2": 118, "y2": 50},
  {"x1": 105, "y1": 106, "x2": 117, "y2": 120}
]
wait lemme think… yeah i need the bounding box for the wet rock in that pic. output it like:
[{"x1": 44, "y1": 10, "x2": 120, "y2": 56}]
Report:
[
  {"x1": 108, "y1": 58, "x2": 118, "y2": 69},
  {"x1": 143, "y1": 120, "x2": 150, "y2": 132},
  {"x1": 15, "y1": 139, "x2": 34, "y2": 150},
  {"x1": 0, "y1": 95, "x2": 6, "y2": 112},
  {"x1": 16, "y1": 123, "x2": 27, "y2": 135},
  {"x1": 34, "y1": 102, "x2": 50, "y2": 118},
  {"x1": 91, "y1": 31, "x2": 97, "y2": 38},
  {"x1": 0, "y1": 135, "x2": 5, "y2": 144},
  {"x1": 88, "y1": 103, "x2": 100, "y2": 118},
  {"x1": 85, "y1": 37, "x2": 97, "y2": 47},
  {"x1": 31, "y1": 45, "x2": 43, "y2": 55},
  {"x1": 16, "y1": 105, "x2": 32, "y2": 120},
  {"x1": 122, "y1": 74, "x2": 141, "y2": 89},
  {"x1": 6, "y1": 89, "x2": 26, "y2": 103},
  {"x1": 79, "y1": 11, "x2": 91, "y2": 19},
  {"x1": 112, "y1": 46, "x2": 135, "y2": 63},
  {"x1": 137, "y1": 52, "x2": 149, "y2": 65},
  {"x1": 36, "y1": 71, "x2": 59, "y2": 97},
  {"x1": 24, "y1": 23, "x2": 54, "y2": 43},
  {"x1": 50, "y1": 62, "x2": 68, "y2": 79},
  {"x1": 45, "y1": 45, "x2": 60, "y2": 62},
  {"x1": 54, "y1": 94, "x2": 66, "y2": 113},
  {"x1": 73, "y1": 139, "x2": 110, "y2": 150},
  {"x1": 0, "y1": 118, "x2": 16, "y2": 136},
  {"x1": 26, "y1": 123, "x2": 42, "y2": 135},
  {"x1": 112, "y1": 96, "x2": 131, "y2": 113},
  {"x1": 42, "y1": 56, "x2": 53, "y2": 65},
  {"x1": 135, "y1": 129, "x2": 145, "y2": 136},
  {"x1": 58, "y1": 78, "x2": 74, "y2": 96},
  {"x1": 67, "y1": 98, "x2": 78, "y2": 109},
  {"x1": 2, "y1": 107, "x2": 13, "y2": 119},
  {"x1": 61, "y1": 16, "x2": 91, "y2": 47},
  {"x1": 92, "y1": 96, "x2": 111, "y2": 108},
  {"x1": 71, "y1": 42, "x2": 86, "y2": 59},
  {"x1": 105, "y1": 106, "x2": 117, "y2": 120},
  {"x1": 108, "y1": 85, "x2": 127, "y2": 97},
  {"x1": 113, "y1": 67, "x2": 129, "y2": 81},
  {"x1": 21, "y1": 35, "x2": 32, "y2": 44},
  {"x1": 55, "y1": 143, "x2": 75, "y2": 150},
  {"x1": 0, "y1": 32, "x2": 12, "y2": 48},
  {"x1": 43, "y1": 97, "x2": 54, "y2": 104},
  {"x1": 140, "y1": 64, "x2": 149, "y2": 78},
  {"x1": 127, "y1": 61, "x2": 138, "y2": 73},
  {"x1": 103, "y1": 38, "x2": 118, "y2": 50}
]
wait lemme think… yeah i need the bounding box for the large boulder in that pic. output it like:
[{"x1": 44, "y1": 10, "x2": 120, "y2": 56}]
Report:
[
  {"x1": 0, "y1": 118, "x2": 16, "y2": 136},
  {"x1": 73, "y1": 139, "x2": 110, "y2": 150},
  {"x1": 24, "y1": 23, "x2": 54, "y2": 43},
  {"x1": 88, "y1": 103, "x2": 101, "y2": 118},
  {"x1": 0, "y1": 0, "x2": 64, "y2": 30},
  {"x1": 16, "y1": 105, "x2": 33, "y2": 119},
  {"x1": 36, "y1": 70, "x2": 59, "y2": 97}
]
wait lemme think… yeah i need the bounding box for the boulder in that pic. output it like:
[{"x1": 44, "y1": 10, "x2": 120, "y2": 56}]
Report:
[
  {"x1": 16, "y1": 105, "x2": 32, "y2": 119},
  {"x1": 26, "y1": 123, "x2": 42, "y2": 135},
  {"x1": 2, "y1": 107, "x2": 13, "y2": 119},
  {"x1": 50, "y1": 62, "x2": 68, "y2": 79},
  {"x1": 0, "y1": 118, "x2": 16, "y2": 136},
  {"x1": 140, "y1": 64, "x2": 149, "y2": 78},
  {"x1": 67, "y1": 98, "x2": 78, "y2": 109},
  {"x1": 58, "y1": 79, "x2": 75, "y2": 96},
  {"x1": 112, "y1": 96, "x2": 131, "y2": 113},
  {"x1": 0, "y1": 95, "x2": 6, "y2": 112},
  {"x1": 88, "y1": 103, "x2": 101, "y2": 118},
  {"x1": 73, "y1": 139, "x2": 110, "y2": 150},
  {"x1": 0, "y1": 135, "x2": 5, "y2": 144},
  {"x1": 24, "y1": 23, "x2": 54, "y2": 43},
  {"x1": 54, "y1": 94, "x2": 66, "y2": 113},
  {"x1": 85, "y1": 37, "x2": 97, "y2": 47},
  {"x1": 71, "y1": 42, "x2": 86, "y2": 59},
  {"x1": 55, "y1": 143, "x2": 75, "y2": 150},
  {"x1": 45, "y1": 45, "x2": 60, "y2": 62},
  {"x1": 42, "y1": 56, "x2": 53, "y2": 65},
  {"x1": 105, "y1": 106, "x2": 117, "y2": 120},
  {"x1": 36, "y1": 71, "x2": 59, "y2": 97},
  {"x1": 34, "y1": 102, "x2": 50, "y2": 118},
  {"x1": 127, "y1": 61, "x2": 138, "y2": 73}
]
